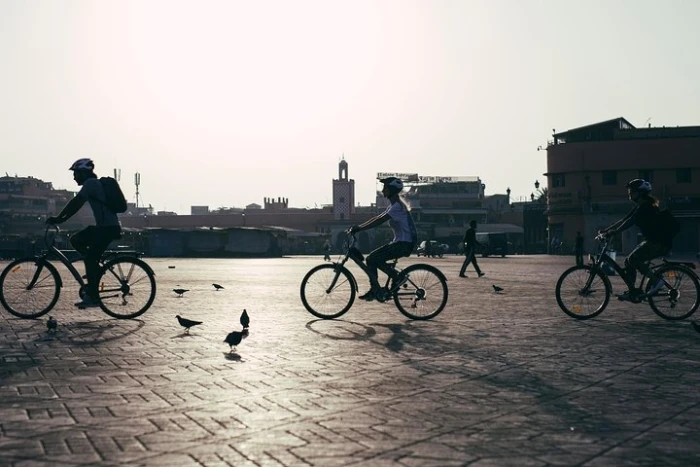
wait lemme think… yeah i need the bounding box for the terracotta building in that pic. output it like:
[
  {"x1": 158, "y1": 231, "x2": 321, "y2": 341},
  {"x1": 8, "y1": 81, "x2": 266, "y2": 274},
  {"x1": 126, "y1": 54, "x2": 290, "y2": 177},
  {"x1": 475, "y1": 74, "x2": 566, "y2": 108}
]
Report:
[{"x1": 544, "y1": 117, "x2": 700, "y2": 255}]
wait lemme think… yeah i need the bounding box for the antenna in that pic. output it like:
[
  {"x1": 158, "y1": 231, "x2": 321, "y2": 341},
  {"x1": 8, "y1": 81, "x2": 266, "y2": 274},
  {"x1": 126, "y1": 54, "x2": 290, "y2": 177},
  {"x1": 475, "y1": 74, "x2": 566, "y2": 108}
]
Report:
[
  {"x1": 113, "y1": 168, "x2": 121, "y2": 181},
  {"x1": 135, "y1": 172, "x2": 141, "y2": 208},
  {"x1": 644, "y1": 117, "x2": 652, "y2": 127}
]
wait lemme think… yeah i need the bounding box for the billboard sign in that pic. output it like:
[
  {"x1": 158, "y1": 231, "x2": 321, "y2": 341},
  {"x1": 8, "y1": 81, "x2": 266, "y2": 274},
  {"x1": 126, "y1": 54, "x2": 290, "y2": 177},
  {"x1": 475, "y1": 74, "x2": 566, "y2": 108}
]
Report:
[{"x1": 376, "y1": 173, "x2": 478, "y2": 184}]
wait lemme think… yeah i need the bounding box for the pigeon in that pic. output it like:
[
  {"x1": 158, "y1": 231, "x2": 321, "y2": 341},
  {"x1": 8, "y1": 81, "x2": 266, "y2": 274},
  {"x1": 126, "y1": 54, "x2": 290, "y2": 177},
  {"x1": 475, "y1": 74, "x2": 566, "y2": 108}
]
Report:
[
  {"x1": 692, "y1": 321, "x2": 700, "y2": 334},
  {"x1": 176, "y1": 315, "x2": 202, "y2": 333},
  {"x1": 240, "y1": 309, "x2": 250, "y2": 329},
  {"x1": 224, "y1": 328, "x2": 249, "y2": 352},
  {"x1": 173, "y1": 288, "x2": 189, "y2": 297},
  {"x1": 47, "y1": 316, "x2": 58, "y2": 333},
  {"x1": 212, "y1": 283, "x2": 225, "y2": 291},
  {"x1": 492, "y1": 285, "x2": 504, "y2": 293}
]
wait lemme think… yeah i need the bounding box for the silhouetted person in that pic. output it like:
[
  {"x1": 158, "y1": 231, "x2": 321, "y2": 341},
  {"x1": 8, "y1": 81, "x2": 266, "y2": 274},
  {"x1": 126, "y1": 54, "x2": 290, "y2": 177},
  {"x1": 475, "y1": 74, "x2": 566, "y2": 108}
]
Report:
[
  {"x1": 575, "y1": 231, "x2": 584, "y2": 266},
  {"x1": 459, "y1": 220, "x2": 484, "y2": 278},
  {"x1": 46, "y1": 158, "x2": 122, "y2": 309},
  {"x1": 323, "y1": 239, "x2": 332, "y2": 261}
]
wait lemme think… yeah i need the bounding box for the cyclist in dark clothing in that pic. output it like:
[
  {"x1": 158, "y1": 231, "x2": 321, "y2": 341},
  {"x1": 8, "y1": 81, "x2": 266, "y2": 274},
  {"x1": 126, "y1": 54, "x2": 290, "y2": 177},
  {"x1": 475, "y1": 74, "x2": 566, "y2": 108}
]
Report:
[
  {"x1": 47, "y1": 158, "x2": 122, "y2": 308},
  {"x1": 459, "y1": 220, "x2": 484, "y2": 278},
  {"x1": 599, "y1": 179, "x2": 670, "y2": 301}
]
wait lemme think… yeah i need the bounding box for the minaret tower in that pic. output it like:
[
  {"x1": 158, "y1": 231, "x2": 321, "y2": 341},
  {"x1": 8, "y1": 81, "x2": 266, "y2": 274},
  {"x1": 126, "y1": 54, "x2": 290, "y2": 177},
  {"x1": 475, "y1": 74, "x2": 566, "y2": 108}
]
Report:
[{"x1": 332, "y1": 156, "x2": 355, "y2": 220}]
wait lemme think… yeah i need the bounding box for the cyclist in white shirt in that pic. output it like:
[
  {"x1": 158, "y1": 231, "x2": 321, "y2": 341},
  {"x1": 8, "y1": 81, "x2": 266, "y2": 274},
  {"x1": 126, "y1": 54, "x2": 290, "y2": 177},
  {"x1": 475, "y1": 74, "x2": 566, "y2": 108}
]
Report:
[{"x1": 350, "y1": 177, "x2": 418, "y2": 301}]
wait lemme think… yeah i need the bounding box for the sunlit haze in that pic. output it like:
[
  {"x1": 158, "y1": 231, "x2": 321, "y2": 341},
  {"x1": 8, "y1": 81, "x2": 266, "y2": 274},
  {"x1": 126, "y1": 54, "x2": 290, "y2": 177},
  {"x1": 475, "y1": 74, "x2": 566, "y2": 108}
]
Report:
[{"x1": 2, "y1": 0, "x2": 699, "y2": 213}]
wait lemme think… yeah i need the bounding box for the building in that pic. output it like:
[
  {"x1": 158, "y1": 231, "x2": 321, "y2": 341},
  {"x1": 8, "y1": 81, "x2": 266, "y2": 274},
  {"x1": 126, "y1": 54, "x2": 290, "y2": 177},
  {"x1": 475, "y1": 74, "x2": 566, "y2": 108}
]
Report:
[
  {"x1": 0, "y1": 175, "x2": 84, "y2": 234},
  {"x1": 544, "y1": 117, "x2": 700, "y2": 255}
]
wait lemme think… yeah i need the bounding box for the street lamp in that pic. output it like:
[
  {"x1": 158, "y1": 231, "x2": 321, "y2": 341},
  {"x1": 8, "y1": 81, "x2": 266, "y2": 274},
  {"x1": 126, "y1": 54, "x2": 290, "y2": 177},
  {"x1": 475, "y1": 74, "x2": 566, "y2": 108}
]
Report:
[{"x1": 534, "y1": 180, "x2": 540, "y2": 190}]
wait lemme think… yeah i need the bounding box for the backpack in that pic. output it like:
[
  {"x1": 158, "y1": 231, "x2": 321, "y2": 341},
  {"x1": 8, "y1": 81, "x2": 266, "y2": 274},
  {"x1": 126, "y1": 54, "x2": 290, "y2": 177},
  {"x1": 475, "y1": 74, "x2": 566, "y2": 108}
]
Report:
[
  {"x1": 656, "y1": 208, "x2": 681, "y2": 242},
  {"x1": 99, "y1": 177, "x2": 128, "y2": 214}
]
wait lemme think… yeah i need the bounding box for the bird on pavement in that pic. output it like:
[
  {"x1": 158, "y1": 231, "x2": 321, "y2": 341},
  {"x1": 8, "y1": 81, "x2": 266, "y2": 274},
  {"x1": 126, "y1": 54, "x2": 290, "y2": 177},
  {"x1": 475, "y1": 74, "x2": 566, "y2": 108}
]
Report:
[
  {"x1": 692, "y1": 321, "x2": 700, "y2": 334},
  {"x1": 224, "y1": 328, "x2": 249, "y2": 353},
  {"x1": 176, "y1": 315, "x2": 202, "y2": 333},
  {"x1": 240, "y1": 309, "x2": 250, "y2": 329},
  {"x1": 212, "y1": 283, "x2": 224, "y2": 291},
  {"x1": 173, "y1": 288, "x2": 189, "y2": 297},
  {"x1": 492, "y1": 285, "x2": 504, "y2": 293},
  {"x1": 47, "y1": 316, "x2": 58, "y2": 333}
]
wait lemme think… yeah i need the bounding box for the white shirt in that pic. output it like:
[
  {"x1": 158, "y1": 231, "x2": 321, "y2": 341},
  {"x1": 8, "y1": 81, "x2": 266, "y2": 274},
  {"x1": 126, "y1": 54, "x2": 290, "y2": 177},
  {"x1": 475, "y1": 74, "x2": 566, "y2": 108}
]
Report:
[{"x1": 385, "y1": 201, "x2": 417, "y2": 244}]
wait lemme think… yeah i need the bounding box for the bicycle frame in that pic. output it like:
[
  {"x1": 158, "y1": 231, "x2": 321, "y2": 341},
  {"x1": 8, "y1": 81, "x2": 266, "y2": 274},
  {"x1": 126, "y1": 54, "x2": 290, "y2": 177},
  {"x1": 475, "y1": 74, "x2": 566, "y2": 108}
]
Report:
[
  {"x1": 326, "y1": 233, "x2": 403, "y2": 297},
  {"x1": 587, "y1": 237, "x2": 681, "y2": 297},
  {"x1": 28, "y1": 225, "x2": 86, "y2": 291}
]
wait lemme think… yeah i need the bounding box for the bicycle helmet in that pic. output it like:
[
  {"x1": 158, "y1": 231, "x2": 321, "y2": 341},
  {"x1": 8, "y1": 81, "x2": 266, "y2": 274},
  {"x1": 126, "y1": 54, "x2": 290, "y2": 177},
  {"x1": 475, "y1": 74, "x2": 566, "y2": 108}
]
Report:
[
  {"x1": 379, "y1": 176, "x2": 404, "y2": 195},
  {"x1": 626, "y1": 178, "x2": 652, "y2": 193},
  {"x1": 69, "y1": 158, "x2": 95, "y2": 172}
]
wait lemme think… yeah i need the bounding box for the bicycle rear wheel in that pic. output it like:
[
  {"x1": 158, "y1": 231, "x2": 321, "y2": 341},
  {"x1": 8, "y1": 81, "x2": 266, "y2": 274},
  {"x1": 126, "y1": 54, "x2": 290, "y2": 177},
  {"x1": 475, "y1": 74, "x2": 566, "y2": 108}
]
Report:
[
  {"x1": 0, "y1": 258, "x2": 60, "y2": 319},
  {"x1": 556, "y1": 265, "x2": 611, "y2": 320},
  {"x1": 98, "y1": 257, "x2": 156, "y2": 319},
  {"x1": 300, "y1": 264, "x2": 355, "y2": 319},
  {"x1": 393, "y1": 264, "x2": 448, "y2": 320},
  {"x1": 647, "y1": 265, "x2": 700, "y2": 320}
]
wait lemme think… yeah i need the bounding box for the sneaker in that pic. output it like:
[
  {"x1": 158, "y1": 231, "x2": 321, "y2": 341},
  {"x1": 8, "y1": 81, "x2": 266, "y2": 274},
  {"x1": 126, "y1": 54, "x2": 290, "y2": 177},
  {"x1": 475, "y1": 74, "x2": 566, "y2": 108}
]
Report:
[
  {"x1": 459, "y1": 274, "x2": 467, "y2": 278},
  {"x1": 616, "y1": 289, "x2": 642, "y2": 302},
  {"x1": 647, "y1": 279, "x2": 665, "y2": 296},
  {"x1": 477, "y1": 272, "x2": 485, "y2": 277},
  {"x1": 74, "y1": 297, "x2": 101, "y2": 309}
]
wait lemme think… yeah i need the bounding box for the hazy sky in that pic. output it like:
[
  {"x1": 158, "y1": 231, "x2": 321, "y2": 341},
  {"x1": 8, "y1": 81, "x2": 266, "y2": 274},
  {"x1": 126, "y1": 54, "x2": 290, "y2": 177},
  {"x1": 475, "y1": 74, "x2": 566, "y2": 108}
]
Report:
[{"x1": 2, "y1": 0, "x2": 699, "y2": 213}]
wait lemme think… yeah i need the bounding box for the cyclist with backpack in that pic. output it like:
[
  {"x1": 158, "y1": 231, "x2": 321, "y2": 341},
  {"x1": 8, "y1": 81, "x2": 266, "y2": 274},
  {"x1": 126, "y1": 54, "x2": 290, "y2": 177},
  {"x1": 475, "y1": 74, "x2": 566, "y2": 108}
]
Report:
[
  {"x1": 349, "y1": 177, "x2": 418, "y2": 302},
  {"x1": 599, "y1": 179, "x2": 677, "y2": 302},
  {"x1": 47, "y1": 158, "x2": 124, "y2": 308}
]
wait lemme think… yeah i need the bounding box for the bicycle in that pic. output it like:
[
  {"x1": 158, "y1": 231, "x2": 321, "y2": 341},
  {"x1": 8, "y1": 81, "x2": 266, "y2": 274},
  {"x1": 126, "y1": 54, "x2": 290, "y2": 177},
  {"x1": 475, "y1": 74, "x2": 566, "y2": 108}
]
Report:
[
  {"x1": 0, "y1": 225, "x2": 156, "y2": 319},
  {"x1": 555, "y1": 234, "x2": 700, "y2": 320},
  {"x1": 300, "y1": 231, "x2": 449, "y2": 320}
]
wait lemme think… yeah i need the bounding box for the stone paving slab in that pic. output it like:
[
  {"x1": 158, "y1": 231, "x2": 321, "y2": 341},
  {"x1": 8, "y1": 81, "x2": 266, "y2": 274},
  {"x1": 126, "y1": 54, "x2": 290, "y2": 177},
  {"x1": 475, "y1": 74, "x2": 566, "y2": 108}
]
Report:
[{"x1": 1, "y1": 255, "x2": 700, "y2": 466}]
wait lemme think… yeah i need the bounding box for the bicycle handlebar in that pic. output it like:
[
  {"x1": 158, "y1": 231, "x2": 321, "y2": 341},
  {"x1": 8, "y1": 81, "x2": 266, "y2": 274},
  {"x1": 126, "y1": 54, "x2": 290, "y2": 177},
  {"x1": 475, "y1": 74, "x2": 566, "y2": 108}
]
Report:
[{"x1": 44, "y1": 224, "x2": 60, "y2": 249}]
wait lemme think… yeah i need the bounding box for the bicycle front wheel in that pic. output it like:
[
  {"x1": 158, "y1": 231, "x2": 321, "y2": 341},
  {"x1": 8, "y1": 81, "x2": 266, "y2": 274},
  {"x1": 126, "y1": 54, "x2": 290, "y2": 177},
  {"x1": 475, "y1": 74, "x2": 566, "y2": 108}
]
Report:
[
  {"x1": 0, "y1": 258, "x2": 60, "y2": 319},
  {"x1": 647, "y1": 265, "x2": 700, "y2": 321},
  {"x1": 393, "y1": 264, "x2": 448, "y2": 320},
  {"x1": 98, "y1": 257, "x2": 156, "y2": 319},
  {"x1": 300, "y1": 264, "x2": 355, "y2": 319},
  {"x1": 555, "y1": 265, "x2": 611, "y2": 320}
]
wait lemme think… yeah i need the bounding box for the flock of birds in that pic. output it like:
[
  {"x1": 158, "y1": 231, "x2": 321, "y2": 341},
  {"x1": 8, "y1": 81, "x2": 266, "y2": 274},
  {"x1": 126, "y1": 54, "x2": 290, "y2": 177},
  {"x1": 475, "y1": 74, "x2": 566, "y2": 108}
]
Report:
[
  {"x1": 45, "y1": 282, "x2": 251, "y2": 353},
  {"x1": 176, "y1": 309, "x2": 250, "y2": 353},
  {"x1": 172, "y1": 284, "x2": 249, "y2": 353}
]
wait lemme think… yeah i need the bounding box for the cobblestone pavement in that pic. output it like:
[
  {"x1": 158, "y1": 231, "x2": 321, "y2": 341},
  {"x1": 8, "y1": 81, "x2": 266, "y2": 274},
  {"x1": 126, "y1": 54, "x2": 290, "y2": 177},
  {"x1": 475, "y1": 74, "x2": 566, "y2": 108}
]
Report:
[{"x1": 1, "y1": 255, "x2": 700, "y2": 466}]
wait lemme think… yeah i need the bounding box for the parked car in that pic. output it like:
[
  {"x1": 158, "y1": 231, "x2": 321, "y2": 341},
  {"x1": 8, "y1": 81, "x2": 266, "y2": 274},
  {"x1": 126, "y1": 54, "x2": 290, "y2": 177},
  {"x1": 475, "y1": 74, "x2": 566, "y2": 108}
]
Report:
[
  {"x1": 475, "y1": 232, "x2": 508, "y2": 257},
  {"x1": 417, "y1": 240, "x2": 449, "y2": 258}
]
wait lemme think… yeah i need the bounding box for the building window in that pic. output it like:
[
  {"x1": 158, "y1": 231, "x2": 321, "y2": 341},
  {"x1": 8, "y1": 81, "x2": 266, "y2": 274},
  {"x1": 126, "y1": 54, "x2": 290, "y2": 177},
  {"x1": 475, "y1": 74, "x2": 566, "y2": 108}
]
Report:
[
  {"x1": 602, "y1": 171, "x2": 617, "y2": 186},
  {"x1": 552, "y1": 174, "x2": 565, "y2": 188},
  {"x1": 638, "y1": 170, "x2": 654, "y2": 183},
  {"x1": 676, "y1": 168, "x2": 691, "y2": 183}
]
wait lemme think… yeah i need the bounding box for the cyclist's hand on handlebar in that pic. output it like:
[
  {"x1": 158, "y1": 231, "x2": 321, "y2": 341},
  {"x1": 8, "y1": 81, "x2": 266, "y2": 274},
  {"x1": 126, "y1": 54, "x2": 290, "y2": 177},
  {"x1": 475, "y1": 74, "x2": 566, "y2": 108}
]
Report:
[{"x1": 349, "y1": 225, "x2": 360, "y2": 234}]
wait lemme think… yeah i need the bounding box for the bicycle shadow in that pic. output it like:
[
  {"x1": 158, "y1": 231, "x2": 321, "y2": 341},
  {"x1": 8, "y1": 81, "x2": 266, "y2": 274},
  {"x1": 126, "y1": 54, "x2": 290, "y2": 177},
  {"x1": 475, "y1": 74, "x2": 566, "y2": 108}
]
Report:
[
  {"x1": 50, "y1": 318, "x2": 145, "y2": 346},
  {"x1": 306, "y1": 318, "x2": 418, "y2": 352}
]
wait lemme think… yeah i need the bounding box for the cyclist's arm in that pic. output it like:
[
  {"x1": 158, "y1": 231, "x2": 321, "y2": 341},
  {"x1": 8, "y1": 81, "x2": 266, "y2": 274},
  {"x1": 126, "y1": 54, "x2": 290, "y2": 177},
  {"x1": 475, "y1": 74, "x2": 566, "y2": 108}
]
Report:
[
  {"x1": 49, "y1": 195, "x2": 87, "y2": 224},
  {"x1": 353, "y1": 211, "x2": 390, "y2": 232},
  {"x1": 602, "y1": 207, "x2": 636, "y2": 234}
]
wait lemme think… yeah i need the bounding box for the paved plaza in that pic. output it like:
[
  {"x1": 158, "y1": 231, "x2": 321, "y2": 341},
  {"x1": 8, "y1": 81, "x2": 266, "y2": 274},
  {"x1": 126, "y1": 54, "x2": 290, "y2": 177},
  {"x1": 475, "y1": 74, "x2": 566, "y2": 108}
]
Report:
[{"x1": 1, "y1": 254, "x2": 700, "y2": 466}]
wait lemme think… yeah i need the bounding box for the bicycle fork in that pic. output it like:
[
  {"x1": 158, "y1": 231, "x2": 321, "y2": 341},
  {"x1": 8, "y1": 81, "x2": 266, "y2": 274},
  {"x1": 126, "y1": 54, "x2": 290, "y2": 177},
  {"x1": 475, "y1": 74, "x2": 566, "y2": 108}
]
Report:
[{"x1": 26, "y1": 260, "x2": 46, "y2": 291}]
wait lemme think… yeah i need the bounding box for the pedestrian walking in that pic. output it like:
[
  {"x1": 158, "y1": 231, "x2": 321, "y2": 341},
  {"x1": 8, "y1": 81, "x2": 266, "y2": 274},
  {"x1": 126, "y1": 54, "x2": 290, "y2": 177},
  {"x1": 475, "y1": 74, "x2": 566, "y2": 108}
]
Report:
[
  {"x1": 323, "y1": 239, "x2": 332, "y2": 261},
  {"x1": 459, "y1": 220, "x2": 484, "y2": 278}
]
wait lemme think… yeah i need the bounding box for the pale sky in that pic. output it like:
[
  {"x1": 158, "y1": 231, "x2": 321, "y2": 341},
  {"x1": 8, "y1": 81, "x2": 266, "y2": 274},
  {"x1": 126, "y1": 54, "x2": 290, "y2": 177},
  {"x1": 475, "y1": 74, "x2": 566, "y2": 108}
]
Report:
[{"x1": 2, "y1": 0, "x2": 699, "y2": 214}]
